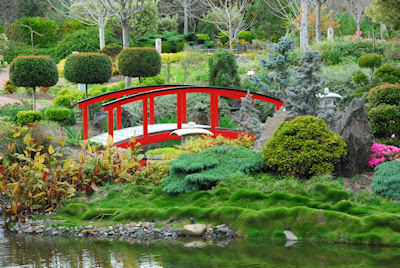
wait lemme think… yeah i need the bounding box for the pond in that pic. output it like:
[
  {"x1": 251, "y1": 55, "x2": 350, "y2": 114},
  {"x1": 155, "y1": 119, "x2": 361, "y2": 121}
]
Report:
[{"x1": 1, "y1": 225, "x2": 400, "y2": 267}]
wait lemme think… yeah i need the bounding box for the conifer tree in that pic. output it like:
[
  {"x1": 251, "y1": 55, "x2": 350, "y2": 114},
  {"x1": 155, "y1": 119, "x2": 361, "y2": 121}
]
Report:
[{"x1": 233, "y1": 93, "x2": 263, "y2": 138}]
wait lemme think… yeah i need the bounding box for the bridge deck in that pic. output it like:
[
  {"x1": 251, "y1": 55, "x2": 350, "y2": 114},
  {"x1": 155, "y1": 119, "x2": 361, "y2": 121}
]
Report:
[{"x1": 89, "y1": 123, "x2": 211, "y2": 145}]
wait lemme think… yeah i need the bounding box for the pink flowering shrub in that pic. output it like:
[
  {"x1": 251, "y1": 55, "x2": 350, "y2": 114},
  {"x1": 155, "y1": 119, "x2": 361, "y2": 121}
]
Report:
[{"x1": 368, "y1": 143, "x2": 400, "y2": 169}]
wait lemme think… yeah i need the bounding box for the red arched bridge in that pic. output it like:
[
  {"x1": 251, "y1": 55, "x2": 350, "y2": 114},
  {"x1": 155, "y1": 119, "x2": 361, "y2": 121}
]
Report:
[{"x1": 78, "y1": 85, "x2": 284, "y2": 147}]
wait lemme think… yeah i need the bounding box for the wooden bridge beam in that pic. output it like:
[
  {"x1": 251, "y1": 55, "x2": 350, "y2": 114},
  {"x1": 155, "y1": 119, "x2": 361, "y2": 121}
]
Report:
[
  {"x1": 108, "y1": 109, "x2": 114, "y2": 138},
  {"x1": 210, "y1": 93, "x2": 219, "y2": 130},
  {"x1": 143, "y1": 98, "x2": 148, "y2": 136}
]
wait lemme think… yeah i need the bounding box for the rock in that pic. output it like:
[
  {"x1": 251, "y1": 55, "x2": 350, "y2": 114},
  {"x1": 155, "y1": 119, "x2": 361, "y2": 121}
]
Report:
[
  {"x1": 283, "y1": 230, "x2": 298, "y2": 241},
  {"x1": 191, "y1": 109, "x2": 209, "y2": 125},
  {"x1": 181, "y1": 224, "x2": 207, "y2": 236},
  {"x1": 334, "y1": 98, "x2": 374, "y2": 178},
  {"x1": 253, "y1": 110, "x2": 298, "y2": 152},
  {"x1": 93, "y1": 112, "x2": 108, "y2": 130},
  {"x1": 183, "y1": 240, "x2": 207, "y2": 248}
]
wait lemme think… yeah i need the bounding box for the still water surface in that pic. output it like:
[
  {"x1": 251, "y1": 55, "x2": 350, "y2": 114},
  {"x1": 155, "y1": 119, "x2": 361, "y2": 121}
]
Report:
[{"x1": 1, "y1": 226, "x2": 400, "y2": 267}]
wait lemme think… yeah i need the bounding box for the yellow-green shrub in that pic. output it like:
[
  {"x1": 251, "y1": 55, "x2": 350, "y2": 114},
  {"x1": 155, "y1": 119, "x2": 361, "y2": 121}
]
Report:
[
  {"x1": 16, "y1": 110, "x2": 42, "y2": 125},
  {"x1": 183, "y1": 134, "x2": 253, "y2": 153},
  {"x1": 161, "y1": 52, "x2": 186, "y2": 63},
  {"x1": 57, "y1": 58, "x2": 66, "y2": 78}
]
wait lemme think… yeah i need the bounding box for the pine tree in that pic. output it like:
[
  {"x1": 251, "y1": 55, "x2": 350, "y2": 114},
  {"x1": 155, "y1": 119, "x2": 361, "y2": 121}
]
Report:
[{"x1": 233, "y1": 93, "x2": 263, "y2": 138}]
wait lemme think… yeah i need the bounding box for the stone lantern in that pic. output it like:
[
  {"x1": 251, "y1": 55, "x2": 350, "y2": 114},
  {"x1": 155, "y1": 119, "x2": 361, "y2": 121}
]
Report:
[
  {"x1": 170, "y1": 122, "x2": 214, "y2": 145},
  {"x1": 317, "y1": 88, "x2": 342, "y2": 114}
]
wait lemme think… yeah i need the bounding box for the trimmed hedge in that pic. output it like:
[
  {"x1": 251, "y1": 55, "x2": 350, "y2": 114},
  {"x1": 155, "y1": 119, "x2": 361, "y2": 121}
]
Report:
[
  {"x1": 10, "y1": 56, "x2": 58, "y2": 88},
  {"x1": 44, "y1": 107, "x2": 72, "y2": 123},
  {"x1": 53, "y1": 89, "x2": 85, "y2": 108},
  {"x1": 374, "y1": 65, "x2": 400, "y2": 84},
  {"x1": 16, "y1": 110, "x2": 42, "y2": 125},
  {"x1": 262, "y1": 116, "x2": 347, "y2": 179},
  {"x1": 367, "y1": 83, "x2": 400, "y2": 107},
  {"x1": 358, "y1": 53, "x2": 382, "y2": 70},
  {"x1": 353, "y1": 71, "x2": 369, "y2": 85},
  {"x1": 367, "y1": 104, "x2": 400, "y2": 138},
  {"x1": 64, "y1": 52, "x2": 112, "y2": 84},
  {"x1": 372, "y1": 160, "x2": 400, "y2": 200},
  {"x1": 118, "y1": 48, "x2": 161, "y2": 78}
]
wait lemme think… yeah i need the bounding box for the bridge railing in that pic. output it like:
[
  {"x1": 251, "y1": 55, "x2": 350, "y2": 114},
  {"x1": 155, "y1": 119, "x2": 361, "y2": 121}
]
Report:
[
  {"x1": 77, "y1": 85, "x2": 186, "y2": 140},
  {"x1": 101, "y1": 86, "x2": 284, "y2": 146}
]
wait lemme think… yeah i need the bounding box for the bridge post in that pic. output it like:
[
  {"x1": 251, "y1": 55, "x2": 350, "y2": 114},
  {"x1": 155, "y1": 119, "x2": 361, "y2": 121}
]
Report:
[
  {"x1": 108, "y1": 109, "x2": 114, "y2": 137},
  {"x1": 177, "y1": 93, "x2": 182, "y2": 129},
  {"x1": 210, "y1": 93, "x2": 219, "y2": 130},
  {"x1": 142, "y1": 98, "x2": 148, "y2": 136},
  {"x1": 182, "y1": 92, "x2": 187, "y2": 123},
  {"x1": 116, "y1": 104, "x2": 122, "y2": 130},
  {"x1": 149, "y1": 97, "x2": 155, "y2": 124},
  {"x1": 82, "y1": 105, "x2": 89, "y2": 140}
]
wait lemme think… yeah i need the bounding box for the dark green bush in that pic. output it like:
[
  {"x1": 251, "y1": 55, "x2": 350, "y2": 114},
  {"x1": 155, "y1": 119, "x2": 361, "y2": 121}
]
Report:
[
  {"x1": 367, "y1": 105, "x2": 400, "y2": 138},
  {"x1": 367, "y1": 83, "x2": 400, "y2": 106},
  {"x1": 176, "y1": 42, "x2": 186, "y2": 52},
  {"x1": 3, "y1": 41, "x2": 59, "y2": 64},
  {"x1": 218, "y1": 32, "x2": 229, "y2": 45},
  {"x1": 118, "y1": 47, "x2": 161, "y2": 78},
  {"x1": 374, "y1": 65, "x2": 400, "y2": 84},
  {"x1": 358, "y1": 53, "x2": 382, "y2": 70},
  {"x1": 208, "y1": 50, "x2": 240, "y2": 88},
  {"x1": 353, "y1": 71, "x2": 369, "y2": 85},
  {"x1": 60, "y1": 20, "x2": 86, "y2": 36},
  {"x1": 44, "y1": 107, "x2": 72, "y2": 124},
  {"x1": 372, "y1": 161, "x2": 400, "y2": 200},
  {"x1": 64, "y1": 53, "x2": 112, "y2": 84},
  {"x1": 99, "y1": 43, "x2": 123, "y2": 59},
  {"x1": 16, "y1": 110, "x2": 42, "y2": 125},
  {"x1": 262, "y1": 116, "x2": 347, "y2": 179},
  {"x1": 163, "y1": 145, "x2": 263, "y2": 194},
  {"x1": 162, "y1": 42, "x2": 172, "y2": 53},
  {"x1": 0, "y1": 104, "x2": 29, "y2": 123},
  {"x1": 238, "y1": 31, "x2": 254, "y2": 42}
]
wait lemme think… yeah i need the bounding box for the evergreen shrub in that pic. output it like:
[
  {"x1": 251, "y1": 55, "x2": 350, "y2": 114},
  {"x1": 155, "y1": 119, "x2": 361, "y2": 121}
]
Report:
[
  {"x1": 238, "y1": 31, "x2": 254, "y2": 42},
  {"x1": 358, "y1": 53, "x2": 382, "y2": 71},
  {"x1": 367, "y1": 83, "x2": 400, "y2": 106},
  {"x1": 162, "y1": 42, "x2": 172, "y2": 53},
  {"x1": 374, "y1": 65, "x2": 400, "y2": 84},
  {"x1": 196, "y1": 34, "x2": 210, "y2": 41},
  {"x1": 118, "y1": 48, "x2": 161, "y2": 79},
  {"x1": 353, "y1": 70, "x2": 369, "y2": 85},
  {"x1": 367, "y1": 104, "x2": 400, "y2": 138},
  {"x1": 371, "y1": 160, "x2": 400, "y2": 200},
  {"x1": 0, "y1": 104, "x2": 29, "y2": 123},
  {"x1": 163, "y1": 145, "x2": 263, "y2": 194},
  {"x1": 262, "y1": 116, "x2": 347, "y2": 179},
  {"x1": 53, "y1": 88, "x2": 85, "y2": 108},
  {"x1": 44, "y1": 107, "x2": 72, "y2": 123},
  {"x1": 99, "y1": 43, "x2": 123, "y2": 59},
  {"x1": 3, "y1": 80, "x2": 18, "y2": 94},
  {"x1": 218, "y1": 32, "x2": 229, "y2": 44},
  {"x1": 16, "y1": 110, "x2": 42, "y2": 125},
  {"x1": 208, "y1": 50, "x2": 240, "y2": 88}
]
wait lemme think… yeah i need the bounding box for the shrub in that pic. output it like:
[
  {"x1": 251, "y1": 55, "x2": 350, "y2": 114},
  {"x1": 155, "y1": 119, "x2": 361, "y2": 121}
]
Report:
[
  {"x1": 176, "y1": 42, "x2": 186, "y2": 52},
  {"x1": 0, "y1": 103, "x2": 29, "y2": 123},
  {"x1": 368, "y1": 143, "x2": 400, "y2": 169},
  {"x1": 374, "y1": 65, "x2": 400, "y2": 84},
  {"x1": 196, "y1": 33, "x2": 210, "y2": 41},
  {"x1": 3, "y1": 80, "x2": 18, "y2": 94},
  {"x1": 353, "y1": 70, "x2": 369, "y2": 85},
  {"x1": 367, "y1": 105, "x2": 400, "y2": 138},
  {"x1": 218, "y1": 32, "x2": 229, "y2": 44},
  {"x1": 161, "y1": 52, "x2": 186, "y2": 63},
  {"x1": 238, "y1": 31, "x2": 254, "y2": 42},
  {"x1": 44, "y1": 107, "x2": 72, "y2": 124},
  {"x1": 161, "y1": 42, "x2": 172, "y2": 53},
  {"x1": 57, "y1": 58, "x2": 66, "y2": 78},
  {"x1": 53, "y1": 88, "x2": 85, "y2": 108},
  {"x1": 183, "y1": 134, "x2": 253, "y2": 153},
  {"x1": 208, "y1": 50, "x2": 240, "y2": 88},
  {"x1": 262, "y1": 116, "x2": 347, "y2": 179},
  {"x1": 358, "y1": 53, "x2": 382, "y2": 74},
  {"x1": 163, "y1": 145, "x2": 263, "y2": 194},
  {"x1": 131, "y1": 161, "x2": 170, "y2": 185},
  {"x1": 64, "y1": 52, "x2": 112, "y2": 97},
  {"x1": 367, "y1": 83, "x2": 400, "y2": 106},
  {"x1": 16, "y1": 110, "x2": 42, "y2": 125},
  {"x1": 118, "y1": 48, "x2": 161, "y2": 80},
  {"x1": 371, "y1": 160, "x2": 400, "y2": 200},
  {"x1": 60, "y1": 20, "x2": 86, "y2": 36},
  {"x1": 99, "y1": 43, "x2": 123, "y2": 59},
  {"x1": 10, "y1": 56, "x2": 58, "y2": 110}
]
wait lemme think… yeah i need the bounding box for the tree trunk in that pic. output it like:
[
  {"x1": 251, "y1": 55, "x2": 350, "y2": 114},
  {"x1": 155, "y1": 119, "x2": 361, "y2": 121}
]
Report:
[
  {"x1": 300, "y1": 0, "x2": 309, "y2": 52},
  {"x1": 121, "y1": 20, "x2": 132, "y2": 88},
  {"x1": 32, "y1": 87, "x2": 36, "y2": 111},
  {"x1": 356, "y1": 21, "x2": 361, "y2": 39},
  {"x1": 183, "y1": 2, "x2": 189, "y2": 34},
  {"x1": 99, "y1": 25, "x2": 106, "y2": 49},
  {"x1": 85, "y1": 84, "x2": 88, "y2": 98},
  {"x1": 316, "y1": 1, "x2": 321, "y2": 43},
  {"x1": 380, "y1": 24, "x2": 385, "y2": 41}
]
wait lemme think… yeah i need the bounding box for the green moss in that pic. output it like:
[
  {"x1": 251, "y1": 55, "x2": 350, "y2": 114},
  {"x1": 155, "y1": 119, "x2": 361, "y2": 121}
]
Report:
[{"x1": 59, "y1": 203, "x2": 88, "y2": 216}]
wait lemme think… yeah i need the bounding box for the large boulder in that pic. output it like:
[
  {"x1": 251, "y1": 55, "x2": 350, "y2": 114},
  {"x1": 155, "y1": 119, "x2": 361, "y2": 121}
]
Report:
[
  {"x1": 93, "y1": 112, "x2": 108, "y2": 130},
  {"x1": 181, "y1": 224, "x2": 207, "y2": 236},
  {"x1": 253, "y1": 110, "x2": 297, "y2": 152},
  {"x1": 334, "y1": 97, "x2": 374, "y2": 178}
]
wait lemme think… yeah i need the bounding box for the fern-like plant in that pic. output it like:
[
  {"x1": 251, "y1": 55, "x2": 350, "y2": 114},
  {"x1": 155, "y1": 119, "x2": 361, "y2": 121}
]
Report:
[{"x1": 371, "y1": 160, "x2": 400, "y2": 200}]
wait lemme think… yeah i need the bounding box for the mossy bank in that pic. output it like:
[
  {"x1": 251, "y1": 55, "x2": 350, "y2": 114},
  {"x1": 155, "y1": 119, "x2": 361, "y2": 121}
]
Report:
[{"x1": 35, "y1": 173, "x2": 400, "y2": 247}]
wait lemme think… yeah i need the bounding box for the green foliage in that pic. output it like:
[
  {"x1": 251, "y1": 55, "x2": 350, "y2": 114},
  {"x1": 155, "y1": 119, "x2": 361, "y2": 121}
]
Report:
[
  {"x1": 8, "y1": 17, "x2": 58, "y2": 47},
  {"x1": 44, "y1": 107, "x2": 72, "y2": 124},
  {"x1": 367, "y1": 83, "x2": 400, "y2": 106},
  {"x1": 367, "y1": 0, "x2": 400, "y2": 29},
  {"x1": 262, "y1": 116, "x2": 347, "y2": 179},
  {"x1": 162, "y1": 42, "x2": 172, "y2": 53},
  {"x1": 55, "y1": 27, "x2": 115, "y2": 60},
  {"x1": 163, "y1": 145, "x2": 264, "y2": 194},
  {"x1": 353, "y1": 70, "x2": 369, "y2": 85},
  {"x1": 118, "y1": 48, "x2": 161, "y2": 78},
  {"x1": 2, "y1": 41, "x2": 59, "y2": 64},
  {"x1": 10, "y1": 56, "x2": 58, "y2": 88},
  {"x1": 196, "y1": 34, "x2": 210, "y2": 41},
  {"x1": 16, "y1": 110, "x2": 42, "y2": 125},
  {"x1": 372, "y1": 160, "x2": 400, "y2": 200},
  {"x1": 183, "y1": 134, "x2": 253, "y2": 153},
  {"x1": 158, "y1": 15, "x2": 178, "y2": 33},
  {"x1": 218, "y1": 32, "x2": 229, "y2": 44},
  {"x1": 374, "y1": 65, "x2": 400, "y2": 84},
  {"x1": 3, "y1": 80, "x2": 19, "y2": 94},
  {"x1": 64, "y1": 53, "x2": 112, "y2": 84},
  {"x1": 208, "y1": 50, "x2": 240, "y2": 88},
  {"x1": 0, "y1": 103, "x2": 29, "y2": 123},
  {"x1": 238, "y1": 31, "x2": 253, "y2": 42},
  {"x1": 131, "y1": 162, "x2": 170, "y2": 185},
  {"x1": 367, "y1": 104, "x2": 400, "y2": 138},
  {"x1": 130, "y1": 1, "x2": 159, "y2": 39},
  {"x1": 99, "y1": 43, "x2": 123, "y2": 59},
  {"x1": 358, "y1": 53, "x2": 382, "y2": 71},
  {"x1": 59, "y1": 20, "x2": 86, "y2": 36},
  {"x1": 197, "y1": 14, "x2": 219, "y2": 41},
  {"x1": 53, "y1": 88, "x2": 85, "y2": 108}
]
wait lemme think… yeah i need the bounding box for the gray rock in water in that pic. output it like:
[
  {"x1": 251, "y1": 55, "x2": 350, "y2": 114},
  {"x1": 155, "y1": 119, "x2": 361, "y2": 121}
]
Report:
[
  {"x1": 181, "y1": 224, "x2": 207, "y2": 236},
  {"x1": 334, "y1": 97, "x2": 374, "y2": 178},
  {"x1": 93, "y1": 112, "x2": 108, "y2": 130},
  {"x1": 283, "y1": 230, "x2": 298, "y2": 241},
  {"x1": 253, "y1": 110, "x2": 297, "y2": 152}
]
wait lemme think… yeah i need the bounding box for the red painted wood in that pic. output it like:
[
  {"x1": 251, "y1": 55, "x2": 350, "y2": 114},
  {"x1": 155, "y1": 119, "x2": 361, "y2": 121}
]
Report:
[
  {"x1": 177, "y1": 93, "x2": 182, "y2": 129},
  {"x1": 182, "y1": 92, "x2": 187, "y2": 123},
  {"x1": 142, "y1": 98, "x2": 148, "y2": 136},
  {"x1": 149, "y1": 97, "x2": 155, "y2": 124},
  {"x1": 82, "y1": 106, "x2": 89, "y2": 140},
  {"x1": 210, "y1": 93, "x2": 219, "y2": 129},
  {"x1": 116, "y1": 105, "x2": 122, "y2": 130},
  {"x1": 108, "y1": 109, "x2": 114, "y2": 137}
]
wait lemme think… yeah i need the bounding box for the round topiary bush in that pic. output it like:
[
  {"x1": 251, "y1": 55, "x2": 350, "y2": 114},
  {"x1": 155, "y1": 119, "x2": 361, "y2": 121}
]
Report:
[
  {"x1": 208, "y1": 49, "x2": 240, "y2": 88},
  {"x1": 262, "y1": 116, "x2": 347, "y2": 179},
  {"x1": 374, "y1": 64, "x2": 400, "y2": 84},
  {"x1": 99, "y1": 43, "x2": 123, "y2": 59},
  {"x1": 10, "y1": 56, "x2": 58, "y2": 110},
  {"x1": 16, "y1": 110, "x2": 43, "y2": 125},
  {"x1": 44, "y1": 107, "x2": 72, "y2": 124},
  {"x1": 353, "y1": 70, "x2": 369, "y2": 85},
  {"x1": 367, "y1": 104, "x2": 400, "y2": 138},
  {"x1": 358, "y1": 53, "x2": 382, "y2": 80},
  {"x1": 117, "y1": 47, "x2": 161, "y2": 84},
  {"x1": 371, "y1": 160, "x2": 400, "y2": 200},
  {"x1": 64, "y1": 52, "x2": 112, "y2": 97},
  {"x1": 367, "y1": 83, "x2": 400, "y2": 106}
]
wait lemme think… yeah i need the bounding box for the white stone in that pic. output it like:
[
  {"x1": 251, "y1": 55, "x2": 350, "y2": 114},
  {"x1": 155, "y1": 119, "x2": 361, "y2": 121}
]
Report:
[
  {"x1": 155, "y1": 39, "x2": 162, "y2": 53},
  {"x1": 327, "y1": 27, "x2": 334, "y2": 40},
  {"x1": 181, "y1": 224, "x2": 207, "y2": 236},
  {"x1": 283, "y1": 230, "x2": 298, "y2": 241}
]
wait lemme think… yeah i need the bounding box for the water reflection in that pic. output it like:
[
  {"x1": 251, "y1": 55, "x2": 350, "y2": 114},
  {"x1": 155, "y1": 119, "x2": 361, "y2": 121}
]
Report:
[{"x1": 1, "y1": 229, "x2": 400, "y2": 267}]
